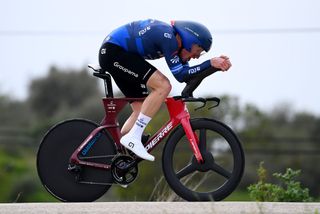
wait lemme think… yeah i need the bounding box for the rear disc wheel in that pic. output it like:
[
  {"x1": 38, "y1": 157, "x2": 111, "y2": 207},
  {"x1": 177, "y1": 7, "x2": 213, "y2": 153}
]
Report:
[{"x1": 37, "y1": 119, "x2": 116, "y2": 202}]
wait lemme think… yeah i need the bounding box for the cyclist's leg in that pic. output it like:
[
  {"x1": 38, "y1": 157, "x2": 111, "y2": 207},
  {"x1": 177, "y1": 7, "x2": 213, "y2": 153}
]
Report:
[
  {"x1": 121, "y1": 101, "x2": 143, "y2": 135},
  {"x1": 99, "y1": 43, "x2": 169, "y2": 161},
  {"x1": 141, "y1": 70, "x2": 172, "y2": 117},
  {"x1": 121, "y1": 70, "x2": 171, "y2": 161}
]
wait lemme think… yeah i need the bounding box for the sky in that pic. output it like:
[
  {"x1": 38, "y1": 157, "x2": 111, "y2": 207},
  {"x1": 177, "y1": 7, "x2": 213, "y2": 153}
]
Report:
[{"x1": 1, "y1": 0, "x2": 320, "y2": 115}]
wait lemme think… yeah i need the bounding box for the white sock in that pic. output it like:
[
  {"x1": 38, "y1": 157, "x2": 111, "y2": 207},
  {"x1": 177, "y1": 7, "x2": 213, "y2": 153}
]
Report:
[
  {"x1": 120, "y1": 112, "x2": 154, "y2": 161},
  {"x1": 128, "y1": 112, "x2": 151, "y2": 140}
]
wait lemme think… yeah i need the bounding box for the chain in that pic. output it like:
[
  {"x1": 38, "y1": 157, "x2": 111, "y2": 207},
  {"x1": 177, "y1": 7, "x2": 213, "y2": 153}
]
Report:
[
  {"x1": 78, "y1": 155, "x2": 116, "y2": 160},
  {"x1": 78, "y1": 181, "x2": 128, "y2": 188}
]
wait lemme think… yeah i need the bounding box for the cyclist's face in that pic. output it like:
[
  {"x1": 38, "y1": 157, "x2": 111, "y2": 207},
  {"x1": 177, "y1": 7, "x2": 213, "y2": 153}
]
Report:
[{"x1": 180, "y1": 44, "x2": 204, "y2": 62}]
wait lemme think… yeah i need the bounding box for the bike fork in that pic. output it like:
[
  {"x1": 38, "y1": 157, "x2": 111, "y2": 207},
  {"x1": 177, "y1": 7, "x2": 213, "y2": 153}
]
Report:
[
  {"x1": 180, "y1": 118, "x2": 204, "y2": 163},
  {"x1": 166, "y1": 97, "x2": 204, "y2": 163}
]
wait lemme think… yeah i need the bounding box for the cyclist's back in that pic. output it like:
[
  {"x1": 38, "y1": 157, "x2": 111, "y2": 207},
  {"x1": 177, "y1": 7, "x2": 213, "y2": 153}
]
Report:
[{"x1": 104, "y1": 19, "x2": 177, "y2": 60}]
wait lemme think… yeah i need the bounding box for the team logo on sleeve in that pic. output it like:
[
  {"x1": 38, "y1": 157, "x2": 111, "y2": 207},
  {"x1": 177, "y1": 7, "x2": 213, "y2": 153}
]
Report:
[
  {"x1": 170, "y1": 55, "x2": 180, "y2": 64},
  {"x1": 164, "y1": 33, "x2": 172, "y2": 39},
  {"x1": 188, "y1": 66, "x2": 201, "y2": 74}
]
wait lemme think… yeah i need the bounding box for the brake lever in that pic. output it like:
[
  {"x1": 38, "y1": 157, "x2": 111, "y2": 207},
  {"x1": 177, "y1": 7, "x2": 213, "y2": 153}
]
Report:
[
  {"x1": 194, "y1": 100, "x2": 207, "y2": 111},
  {"x1": 207, "y1": 97, "x2": 220, "y2": 110},
  {"x1": 181, "y1": 97, "x2": 207, "y2": 111},
  {"x1": 181, "y1": 97, "x2": 220, "y2": 111}
]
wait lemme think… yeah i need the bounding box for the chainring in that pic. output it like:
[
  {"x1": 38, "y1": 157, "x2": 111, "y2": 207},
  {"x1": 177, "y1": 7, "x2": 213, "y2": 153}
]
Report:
[{"x1": 111, "y1": 155, "x2": 138, "y2": 185}]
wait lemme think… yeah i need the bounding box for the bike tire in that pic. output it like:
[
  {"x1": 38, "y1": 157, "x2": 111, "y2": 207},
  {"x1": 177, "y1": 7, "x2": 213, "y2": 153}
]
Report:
[
  {"x1": 162, "y1": 118, "x2": 245, "y2": 201},
  {"x1": 37, "y1": 119, "x2": 116, "y2": 202}
]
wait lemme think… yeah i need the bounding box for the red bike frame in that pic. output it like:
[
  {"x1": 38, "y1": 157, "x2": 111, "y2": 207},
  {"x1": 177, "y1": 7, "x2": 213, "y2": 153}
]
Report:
[{"x1": 70, "y1": 97, "x2": 203, "y2": 169}]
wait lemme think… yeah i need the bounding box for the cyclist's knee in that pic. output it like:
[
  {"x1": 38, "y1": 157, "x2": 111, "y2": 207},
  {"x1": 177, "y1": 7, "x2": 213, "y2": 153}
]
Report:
[
  {"x1": 147, "y1": 70, "x2": 172, "y2": 96},
  {"x1": 159, "y1": 78, "x2": 172, "y2": 95}
]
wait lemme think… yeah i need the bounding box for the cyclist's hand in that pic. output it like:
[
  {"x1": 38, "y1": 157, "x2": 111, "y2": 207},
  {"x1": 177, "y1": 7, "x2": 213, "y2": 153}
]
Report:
[{"x1": 210, "y1": 55, "x2": 232, "y2": 72}]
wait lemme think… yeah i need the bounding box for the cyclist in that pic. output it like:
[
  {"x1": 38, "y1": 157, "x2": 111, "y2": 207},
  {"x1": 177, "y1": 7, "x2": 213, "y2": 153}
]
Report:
[{"x1": 99, "y1": 19, "x2": 232, "y2": 161}]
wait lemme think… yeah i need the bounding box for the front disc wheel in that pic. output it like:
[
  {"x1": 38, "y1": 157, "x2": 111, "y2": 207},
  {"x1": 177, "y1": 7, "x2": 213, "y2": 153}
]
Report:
[{"x1": 162, "y1": 119, "x2": 245, "y2": 201}]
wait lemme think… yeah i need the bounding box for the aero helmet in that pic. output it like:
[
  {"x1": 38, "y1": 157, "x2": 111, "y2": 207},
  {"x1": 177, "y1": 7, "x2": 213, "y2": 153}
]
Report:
[{"x1": 171, "y1": 20, "x2": 212, "y2": 52}]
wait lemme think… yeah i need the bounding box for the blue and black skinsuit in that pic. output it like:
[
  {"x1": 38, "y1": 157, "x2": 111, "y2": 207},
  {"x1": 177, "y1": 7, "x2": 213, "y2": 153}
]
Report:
[{"x1": 103, "y1": 19, "x2": 212, "y2": 82}]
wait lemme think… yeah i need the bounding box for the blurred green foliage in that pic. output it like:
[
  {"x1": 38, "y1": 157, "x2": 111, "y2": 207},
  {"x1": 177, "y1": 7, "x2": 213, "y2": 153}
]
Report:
[
  {"x1": 248, "y1": 162, "x2": 313, "y2": 202},
  {"x1": 0, "y1": 66, "x2": 319, "y2": 202}
]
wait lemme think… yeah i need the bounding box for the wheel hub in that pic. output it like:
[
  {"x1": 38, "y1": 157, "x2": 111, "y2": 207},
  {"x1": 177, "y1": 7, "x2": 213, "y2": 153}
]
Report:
[{"x1": 192, "y1": 152, "x2": 215, "y2": 172}]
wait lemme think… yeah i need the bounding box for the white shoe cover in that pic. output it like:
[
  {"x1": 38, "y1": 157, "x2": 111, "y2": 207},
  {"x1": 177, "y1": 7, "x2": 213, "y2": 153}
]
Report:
[{"x1": 120, "y1": 135, "x2": 155, "y2": 161}]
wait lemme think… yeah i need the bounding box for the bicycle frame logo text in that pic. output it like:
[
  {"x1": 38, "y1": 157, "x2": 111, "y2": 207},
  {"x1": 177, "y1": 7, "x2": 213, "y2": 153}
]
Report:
[
  {"x1": 81, "y1": 132, "x2": 102, "y2": 156},
  {"x1": 145, "y1": 122, "x2": 173, "y2": 150}
]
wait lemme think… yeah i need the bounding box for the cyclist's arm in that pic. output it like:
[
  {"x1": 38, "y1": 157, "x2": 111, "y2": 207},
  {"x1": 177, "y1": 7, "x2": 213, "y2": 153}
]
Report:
[
  {"x1": 159, "y1": 33, "x2": 213, "y2": 82},
  {"x1": 164, "y1": 51, "x2": 212, "y2": 82}
]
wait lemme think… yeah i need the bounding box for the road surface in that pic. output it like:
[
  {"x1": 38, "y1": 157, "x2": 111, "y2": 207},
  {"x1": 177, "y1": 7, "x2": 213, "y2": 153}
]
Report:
[{"x1": 0, "y1": 202, "x2": 319, "y2": 214}]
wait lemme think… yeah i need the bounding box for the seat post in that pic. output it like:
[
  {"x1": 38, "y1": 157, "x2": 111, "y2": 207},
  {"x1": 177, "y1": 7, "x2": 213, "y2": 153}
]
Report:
[{"x1": 104, "y1": 73, "x2": 114, "y2": 98}]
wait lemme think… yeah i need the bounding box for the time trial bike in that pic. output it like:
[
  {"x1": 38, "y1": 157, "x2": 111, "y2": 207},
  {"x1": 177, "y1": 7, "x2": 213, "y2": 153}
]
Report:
[{"x1": 36, "y1": 64, "x2": 245, "y2": 202}]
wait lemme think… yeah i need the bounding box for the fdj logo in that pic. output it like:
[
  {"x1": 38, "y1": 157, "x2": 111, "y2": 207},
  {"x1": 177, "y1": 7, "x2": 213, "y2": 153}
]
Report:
[
  {"x1": 188, "y1": 66, "x2": 200, "y2": 74},
  {"x1": 81, "y1": 132, "x2": 102, "y2": 156},
  {"x1": 138, "y1": 26, "x2": 151, "y2": 36}
]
